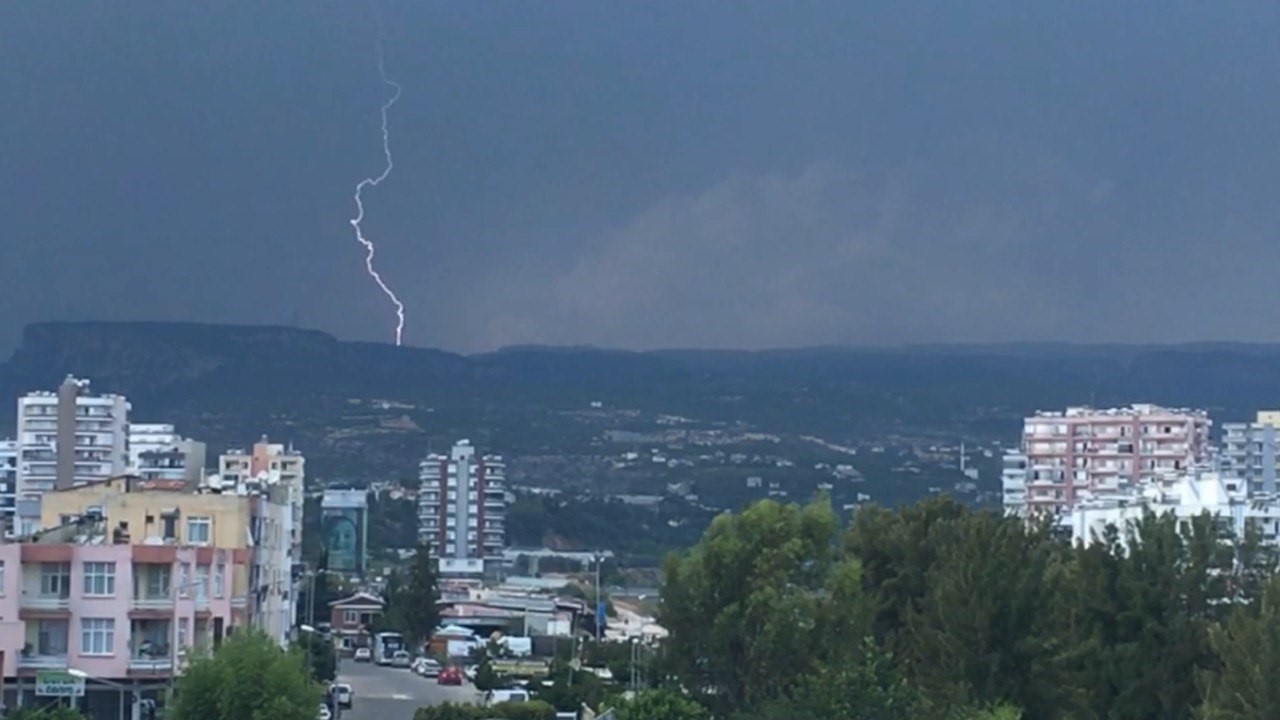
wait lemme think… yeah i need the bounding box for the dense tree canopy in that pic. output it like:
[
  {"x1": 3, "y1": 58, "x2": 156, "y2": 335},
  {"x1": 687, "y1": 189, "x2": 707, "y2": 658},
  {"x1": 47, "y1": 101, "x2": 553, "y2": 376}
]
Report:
[
  {"x1": 171, "y1": 630, "x2": 322, "y2": 720},
  {"x1": 298, "y1": 629, "x2": 337, "y2": 682},
  {"x1": 658, "y1": 496, "x2": 1280, "y2": 720},
  {"x1": 380, "y1": 541, "x2": 441, "y2": 648}
]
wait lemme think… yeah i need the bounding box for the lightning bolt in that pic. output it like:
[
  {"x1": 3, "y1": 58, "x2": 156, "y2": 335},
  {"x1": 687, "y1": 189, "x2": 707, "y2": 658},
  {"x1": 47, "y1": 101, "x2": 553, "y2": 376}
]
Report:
[{"x1": 351, "y1": 4, "x2": 406, "y2": 345}]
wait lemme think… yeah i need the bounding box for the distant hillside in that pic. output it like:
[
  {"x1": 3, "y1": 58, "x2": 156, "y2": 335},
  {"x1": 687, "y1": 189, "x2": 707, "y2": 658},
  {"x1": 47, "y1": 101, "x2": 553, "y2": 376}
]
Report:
[{"x1": 3, "y1": 320, "x2": 1280, "y2": 482}]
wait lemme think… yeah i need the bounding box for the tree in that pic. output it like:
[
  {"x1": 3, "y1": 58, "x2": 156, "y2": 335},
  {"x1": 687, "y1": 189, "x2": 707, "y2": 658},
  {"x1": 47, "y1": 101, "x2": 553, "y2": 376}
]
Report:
[
  {"x1": 535, "y1": 662, "x2": 609, "y2": 712},
  {"x1": 388, "y1": 541, "x2": 441, "y2": 648},
  {"x1": 413, "y1": 701, "x2": 555, "y2": 720},
  {"x1": 745, "y1": 638, "x2": 922, "y2": 720},
  {"x1": 845, "y1": 496, "x2": 969, "y2": 650},
  {"x1": 298, "y1": 630, "x2": 337, "y2": 682},
  {"x1": 616, "y1": 689, "x2": 711, "y2": 720},
  {"x1": 1062, "y1": 513, "x2": 1229, "y2": 720},
  {"x1": 1198, "y1": 575, "x2": 1280, "y2": 719},
  {"x1": 171, "y1": 629, "x2": 322, "y2": 720},
  {"x1": 660, "y1": 498, "x2": 864, "y2": 715},
  {"x1": 904, "y1": 511, "x2": 1072, "y2": 718}
]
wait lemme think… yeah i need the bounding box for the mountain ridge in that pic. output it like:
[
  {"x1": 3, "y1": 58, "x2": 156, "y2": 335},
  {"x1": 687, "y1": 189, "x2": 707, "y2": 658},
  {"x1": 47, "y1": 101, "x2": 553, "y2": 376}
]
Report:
[{"x1": 4, "y1": 321, "x2": 1280, "y2": 471}]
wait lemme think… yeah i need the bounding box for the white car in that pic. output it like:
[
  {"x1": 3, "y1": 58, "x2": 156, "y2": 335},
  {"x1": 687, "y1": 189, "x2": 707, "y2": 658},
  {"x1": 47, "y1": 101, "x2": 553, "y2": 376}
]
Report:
[
  {"x1": 353, "y1": 647, "x2": 371, "y2": 662},
  {"x1": 485, "y1": 688, "x2": 531, "y2": 705},
  {"x1": 390, "y1": 650, "x2": 413, "y2": 668},
  {"x1": 331, "y1": 683, "x2": 353, "y2": 709},
  {"x1": 317, "y1": 704, "x2": 332, "y2": 720},
  {"x1": 413, "y1": 658, "x2": 442, "y2": 677}
]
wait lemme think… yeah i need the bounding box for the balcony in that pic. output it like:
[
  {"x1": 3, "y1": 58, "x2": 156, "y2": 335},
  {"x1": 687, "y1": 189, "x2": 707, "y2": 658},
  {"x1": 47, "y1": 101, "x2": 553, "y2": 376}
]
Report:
[
  {"x1": 128, "y1": 656, "x2": 173, "y2": 673},
  {"x1": 21, "y1": 618, "x2": 69, "y2": 670},
  {"x1": 132, "y1": 594, "x2": 173, "y2": 612},
  {"x1": 17, "y1": 653, "x2": 68, "y2": 670},
  {"x1": 129, "y1": 620, "x2": 174, "y2": 673},
  {"x1": 21, "y1": 593, "x2": 70, "y2": 611}
]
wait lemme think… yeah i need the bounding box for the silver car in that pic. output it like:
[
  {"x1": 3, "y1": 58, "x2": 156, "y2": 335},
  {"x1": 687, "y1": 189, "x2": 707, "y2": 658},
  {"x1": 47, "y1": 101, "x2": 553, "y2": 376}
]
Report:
[{"x1": 390, "y1": 650, "x2": 413, "y2": 668}]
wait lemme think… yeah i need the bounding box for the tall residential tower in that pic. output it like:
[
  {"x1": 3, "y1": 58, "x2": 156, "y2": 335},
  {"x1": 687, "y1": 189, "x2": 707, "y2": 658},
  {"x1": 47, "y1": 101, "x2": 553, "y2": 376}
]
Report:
[
  {"x1": 417, "y1": 440, "x2": 507, "y2": 579},
  {"x1": 15, "y1": 376, "x2": 130, "y2": 533}
]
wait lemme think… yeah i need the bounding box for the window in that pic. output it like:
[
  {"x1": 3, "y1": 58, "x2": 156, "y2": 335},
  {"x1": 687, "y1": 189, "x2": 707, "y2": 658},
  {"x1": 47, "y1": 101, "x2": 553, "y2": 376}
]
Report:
[
  {"x1": 82, "y1": 562, "x2": 116, "y2": 597},
  {"x1": 40, "y1": 563, "x2": 70, "y2": 598},
  {"x1": 186, "y1": 517, "x2": 211, "y2": 545},
  {"x1": 178, "y1": 618, "x2": 189, "y2": 648},
  {"x1": 195, "y1": 566, "x2": 209, "y2": 601},
  {"x1": 36, "y1": 619, "x2": 68, "y2": 655},
  {"x1": 178, "y1": 563, "x2": 191, "y2": 598},
  {"x1": 0, "y1": 560, "x2": 6, "y2": 595},
  {"x1": 214, "y1": 564, "x2": 225, "y2": 598},
  {"x1": 80, "y1": 618, "x2": 114, "y2": 656},
  {"x1": 343, "y1": 610, "x2": 359, "y2": 625},
  {"x1": 145, "y1": 565, "x2": 171, "y2": 598}
]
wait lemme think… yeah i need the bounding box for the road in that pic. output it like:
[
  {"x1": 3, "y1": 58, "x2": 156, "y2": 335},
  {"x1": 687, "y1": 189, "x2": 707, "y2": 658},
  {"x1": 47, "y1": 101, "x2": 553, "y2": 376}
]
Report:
[{"x1": 337, "y1": 659, "x2": 483, "y2": 720}]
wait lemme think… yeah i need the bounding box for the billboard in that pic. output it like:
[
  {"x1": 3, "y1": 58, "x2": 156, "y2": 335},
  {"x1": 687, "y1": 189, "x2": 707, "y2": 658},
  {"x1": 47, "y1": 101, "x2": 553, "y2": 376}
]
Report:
[
  {"x1": 321, "y1": 490, "x2": 368, "y2": 575},
  {"x1": 36, "y1": 670, "x2": 84, "y2": 698}
]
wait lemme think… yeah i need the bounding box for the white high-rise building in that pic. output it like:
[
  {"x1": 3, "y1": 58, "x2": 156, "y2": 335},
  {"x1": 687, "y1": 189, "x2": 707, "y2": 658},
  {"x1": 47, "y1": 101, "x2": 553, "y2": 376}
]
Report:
[
  {"x1": 15, "y1": 376, "x2": 130, "y2": 531},
  {"x1": 1004, "y1": 403, "x2": 1212, "y2": 516},
  {"x1": 0, "y1": 440, "x2": 17, "y2": 524},
  {"x1": 1218, "y1": 410, "x2": 1280, "y2": 496},
  {"x1": 418, "y1": 440, "x2": 507, "y2": 578},
  {"x1": 128, "y1": 422, "x2": 207, "y2": 486}
]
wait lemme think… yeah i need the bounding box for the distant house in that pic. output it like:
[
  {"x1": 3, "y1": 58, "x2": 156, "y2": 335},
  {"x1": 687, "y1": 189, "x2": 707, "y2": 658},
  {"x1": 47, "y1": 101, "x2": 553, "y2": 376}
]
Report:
[{"x1": 329, "y1": 591, "x2": 385, "y2": 641}]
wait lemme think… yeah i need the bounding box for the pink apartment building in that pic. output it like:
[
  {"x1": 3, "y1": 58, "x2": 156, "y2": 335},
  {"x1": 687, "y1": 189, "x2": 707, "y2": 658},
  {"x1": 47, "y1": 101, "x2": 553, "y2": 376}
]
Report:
[
  {"x1": 1015, "y1": 403, "x2": 1212, "y2": 514},
  {"x1": 0, "y1": 540, "x2": 247, "y2": 717}
]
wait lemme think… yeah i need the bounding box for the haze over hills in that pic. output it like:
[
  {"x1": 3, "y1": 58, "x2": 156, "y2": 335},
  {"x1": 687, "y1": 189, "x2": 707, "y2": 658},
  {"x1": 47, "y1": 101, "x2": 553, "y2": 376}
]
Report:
[{"x1": 2, "y1": 320, "x2": 1279, "y2": 496}]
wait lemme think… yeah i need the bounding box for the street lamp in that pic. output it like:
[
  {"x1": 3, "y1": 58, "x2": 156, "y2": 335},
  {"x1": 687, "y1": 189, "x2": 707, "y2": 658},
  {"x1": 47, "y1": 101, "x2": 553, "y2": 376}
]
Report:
[
  {"x1": 67, "y1": 668, "x2": 139, "y2": 720},
  {"x1": 593, "y1": 552, "x2": 606, "y2": 644},
  {"x1": 167, "y1": 576, "x2": 205, "y2": 703},
  {"x1": 298, "y1": 624, "x2": 318, "y2": 680}
]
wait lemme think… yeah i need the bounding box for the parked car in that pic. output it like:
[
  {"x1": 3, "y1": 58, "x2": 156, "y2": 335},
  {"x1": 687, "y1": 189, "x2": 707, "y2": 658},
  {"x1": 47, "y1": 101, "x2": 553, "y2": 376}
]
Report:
[
  {"x1": 413, "y1": 657, "x2": 442, "y2": 677},
  {"x1": 391, "y1": 650, "x2": 413, "y2": 668},
  {"x1": 331, "y1": 683, "x2": 353, "y2": 709},
  {"x1": 353, "y1": 647, "x2": 372, "y2": 662},
  {"x1": 485, "y1": 688, "x2": 531, "y2": 705},
  {"x1": 438, "y1": 666, "x2": 463, "y2": 685},
  {"x1": 317, "y1": 704, "x2": 332, "y2": 720}
]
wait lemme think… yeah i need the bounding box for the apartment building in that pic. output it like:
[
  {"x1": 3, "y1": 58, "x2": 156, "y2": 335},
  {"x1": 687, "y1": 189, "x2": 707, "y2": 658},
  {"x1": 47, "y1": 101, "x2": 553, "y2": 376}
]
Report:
[
  {"x1": 1218, "y1": 410, "x2": 1280, "y2": 495},
  {"x1": 418, "y1": 440, "x2": 507, "y2": 579},
  {"x1": 1001, "y1": 451, "x2": 1028, "y2": 516},
  {"x1": 14, "y1": 377, "x2": 130, "y2": 532},
  {"x1": 0, "y1": 440, "x2": 16, "y2": 523},
  {"x1": 218, "y1": 437, "x2": 305, "y2": 564},
  {"x1": 40, "y1": 473, "x2": 293, "y2": 647},
  {"x1": 1005, "y1": 403, "x2": 1212, "y2": 516},
  {"x1": 0, "y1": 517, "x2": 247, "y2": 717},
  {"x1": 1057, "y1": 469, "x2": 1275, "y2": 548},
  {"x1": 127, "y1": 423, "x2": 207, "y2": 487}
]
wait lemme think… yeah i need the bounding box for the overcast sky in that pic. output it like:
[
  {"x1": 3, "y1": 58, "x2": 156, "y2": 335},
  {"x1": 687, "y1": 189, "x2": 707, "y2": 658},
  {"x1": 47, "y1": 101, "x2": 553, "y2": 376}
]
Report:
[{"x1": 3, "y1": 1, "x2": 1280, "y2": 354}]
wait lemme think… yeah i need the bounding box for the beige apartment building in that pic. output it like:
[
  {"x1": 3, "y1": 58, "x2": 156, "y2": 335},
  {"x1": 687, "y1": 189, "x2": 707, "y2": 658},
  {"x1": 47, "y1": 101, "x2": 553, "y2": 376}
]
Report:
[
  {"x1": 1004, "y1": 403, "x2": 1212, "y2": 515},
  {"x1": 40, "y1": 473, "x2": 295, "y2": 644},
  {"x1": 219, "y1": 437, "x2": 305, "y2": 563}
]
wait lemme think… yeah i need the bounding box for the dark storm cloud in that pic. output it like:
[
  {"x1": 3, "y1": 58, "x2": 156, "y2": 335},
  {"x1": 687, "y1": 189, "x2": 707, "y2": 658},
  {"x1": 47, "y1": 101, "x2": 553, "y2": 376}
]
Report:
[{"x1": 3, "y1": 1, "x2": 1280, "y2": 352}]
